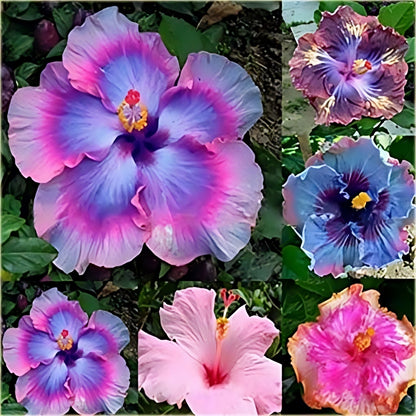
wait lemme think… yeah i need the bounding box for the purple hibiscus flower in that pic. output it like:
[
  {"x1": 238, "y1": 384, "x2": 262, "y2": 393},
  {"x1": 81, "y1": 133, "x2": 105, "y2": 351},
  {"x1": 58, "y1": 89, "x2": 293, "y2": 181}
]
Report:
[
  {"x1": 2, "y1": 288, "x2": 130, "y2": 415},
  {"x1": 8, "y1": 7, "x2": 263, "y2": 274},
  {"x1": 283, "y1": 137, "x2": 415, "y2": 277},
  {"x1": 289, "y1": 6, "x2": 408, "y2": 125}
]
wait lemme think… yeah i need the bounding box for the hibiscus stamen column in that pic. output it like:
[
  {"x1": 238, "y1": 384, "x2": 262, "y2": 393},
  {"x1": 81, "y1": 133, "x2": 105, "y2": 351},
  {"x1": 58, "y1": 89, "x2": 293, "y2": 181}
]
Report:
[
  {"x1": 211, "y1": 289, "x2": 240, "y2": 385},
  {"x1": 117, "y1": 89, "x2": 148, "y2": 133}
]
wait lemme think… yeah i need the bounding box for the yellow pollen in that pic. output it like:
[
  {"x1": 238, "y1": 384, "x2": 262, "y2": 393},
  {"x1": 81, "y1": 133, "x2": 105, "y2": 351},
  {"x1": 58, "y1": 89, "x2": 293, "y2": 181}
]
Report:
[
  {"x1": 216, "y1": 317, "x2": 229, "y2": 340},
  {"x1": 345, "y1": 22, "x2": 367, "y2": 37},
  {"x1": 353, "y1": 327, "x2": 375, "y2": 352},
  {"x1": 351, "y1": 192, "x2": 372, "y2": 210},
  {"x1": 117, "y1": 100, "x2": 148, "y2": 133},
  {"x1": 57, "y1": 334, "x2": 73, "y2": 351}
]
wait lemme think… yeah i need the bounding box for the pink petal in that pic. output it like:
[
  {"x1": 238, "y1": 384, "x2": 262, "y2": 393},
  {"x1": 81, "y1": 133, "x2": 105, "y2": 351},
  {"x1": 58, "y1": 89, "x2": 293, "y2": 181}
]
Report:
[
  {"x1": 77, "y1": 310, "x2": 130, "y2": 356},
  {"x1": 142, "y1": 137, "x2": 263, "y2": 265},
  {"x1": 221, "y1": 306, "x2": 279, "y2": 374},
  {"x1": 34, "y1": 140, "x2": 149, "y2": 274},
  {"x1": 178, "y1": 52, "x2": 262, "y2": 139},
  {"x1": 30, "y1": 288, "x2": 88, "y2": 341},
  {"x1": 159, "y1": 287, "x2": 217, "y2": 367},
  {"x1": 68, "y1": 353, "x2": 130, "y2": 415},
  {"x1": 228, "y1": 353, "x2": 282, "y2": 415},
  {"x1": 186, "y1": 386, "x2": 257, "y2": 415},
  {"x1": 2, "y1": 315, "x2": 58, "y2": 376},
  {"x1": 8, "y1": 62, "x2": 122, "y2": 183},
  {"x1": 15, "y1": 356, "x2": 71, "y2": 415},
  {"x1": 138, "y1": 331, "x2": 206, "y2": 406},
  {"x1": 63, "y1": 7, "x2": 179, "y2": 114},
  {"x1": 288, "y1": 284, "x2": 416, "y2": 415}
]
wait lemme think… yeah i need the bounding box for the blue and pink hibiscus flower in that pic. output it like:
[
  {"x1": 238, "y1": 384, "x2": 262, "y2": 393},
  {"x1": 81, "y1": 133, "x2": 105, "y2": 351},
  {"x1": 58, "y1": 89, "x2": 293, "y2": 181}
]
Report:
[
  {"x1": 2, "y1": 288, "x2": 130, "y2": 414},
  {"x1": 289, "y1": 6, "x2": 408, "y2": 125},
  {"x1": 283, "y1": 137, "x2": 415, "y2": 277},
  {"x1": 7, "y1": 7, "x2": 264, "y2": 274}
]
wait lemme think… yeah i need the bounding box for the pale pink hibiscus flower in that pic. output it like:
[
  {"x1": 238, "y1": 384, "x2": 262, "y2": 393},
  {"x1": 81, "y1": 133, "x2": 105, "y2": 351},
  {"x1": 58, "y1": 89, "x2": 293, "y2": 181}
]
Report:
[
  {"x1": 288, "y1": 284, "x2": 415, "y2": 415},
  {"x1": 138, "y1": 287, "x2": 282, "y2": 415}
]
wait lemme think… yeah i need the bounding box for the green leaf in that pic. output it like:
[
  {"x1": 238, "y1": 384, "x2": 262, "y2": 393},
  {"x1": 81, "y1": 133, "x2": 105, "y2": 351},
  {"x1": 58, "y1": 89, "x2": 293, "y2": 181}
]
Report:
[
  {"x1": 397, "y1": 395, "x2": 415, "y2": 415},
  {"x1": 4, "y1": 32, "x2": 34, "y2": 62},
  {"x1": 158, "y1": 14, "x2": 216, "y2": 66},
  {"x1": 9, "y1": 3, "x2": 43, "y2": 21},
  {"x1": 281, "y1": 245, "x2": 310, "y2": 280},
  {"x1": 405, "y1": 37, "x2": 414, "y2": 63},
  {"x1": 159, "y1": 261, "x2": 171, "y2": 278},
  {"x1": 50, "y1": 269, "x2": 73, "y2": 281},
  {"x1": 378, "y1": 2, "x2": 415, "y2": 35},
  {"x1": 1, "y1": 215, "x2": 25, "y2": 243},
  {"x1": 203, "y1": 24, "x2": 225, "y2": 45},
  {"x1": 314, "y1": 9, "x2": 322, "y2": 25},
  {"x1": 2, "y1": 195, "x2": 21, "y2": 216},
  {"x1": 281, "y1": 282, "x2": 322, "y2": 352},
  {"x1": 77, "y1": 292, "x2": 100, "y2": 316},
  {"x1": 2, "y1": 299, "x2": 15, "y2": 315},
  {"x1": 319, "y1": 1, "x2": 366, "y2": 16},
  {"x1": 356, "y1": 117, "x2": 379, "y2": 135},
  {"x1": 2, "y1": 237, "x2": 58, "y2": 274},
  {"x1": 46, "y1": 39, "x2": 67, "y2": 58},
  {"x1": 1, "y1": 381, "x2": 11, "y2": 404},
  {"x1": 1, "y1": 403, "x2": 26, "y2": 414},
  {"x1": 281, "y1": 226, "x2": 301, "y2": 248},
  {"x1": 15, "y1": 62, "x2": 40, "y2": 81},
  {"x1": 4, "y1": 2, "x2": 30, "y2": 18},
  {"x1": 52, "y1": 5, "x2": 75, "y2": 38},
  {"x1": 389, "y1": 136, "x2": 415, "y2": 165},
  {"x1": 18, "y1": 224, "x2": 37, "y2": 238},
  {"x1": 295, "y1": 275, "x2": 348, "y2": 297},
  {"x1": 229, "y1": 250, "x2": 280, "y2": 281},
  {"x1": 391, "y1": 104, "x2": 415, "y2": 129},
  {"x1": 251, "y1": 140, "x2": 282, "y2": 239},
  {"x1": 113, "y1": 268, "x2": 138, "y2": 289}
]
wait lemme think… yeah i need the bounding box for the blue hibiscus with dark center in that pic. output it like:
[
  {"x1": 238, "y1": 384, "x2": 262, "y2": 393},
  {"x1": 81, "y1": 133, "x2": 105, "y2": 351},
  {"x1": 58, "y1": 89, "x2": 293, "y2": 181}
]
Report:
[{"x1": 283, "y1": 137, "x2": 415, "y2": 277}]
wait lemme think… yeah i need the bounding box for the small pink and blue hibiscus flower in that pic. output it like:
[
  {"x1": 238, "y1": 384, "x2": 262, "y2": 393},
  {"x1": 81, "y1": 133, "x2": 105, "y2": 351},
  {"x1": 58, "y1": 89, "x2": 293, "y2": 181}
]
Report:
[
  {"x1": 8, "y1": 7, "x2": 263, "y2": 274},
  {"x1": 283, "y1": 137, "x2": 415, "y2": 277},
  {"x1": 289, "y1": 6, "x2": 408, "y2": 125},
  {"x1": 2, "y1": 288, "x2": 130, "y2": 415}
]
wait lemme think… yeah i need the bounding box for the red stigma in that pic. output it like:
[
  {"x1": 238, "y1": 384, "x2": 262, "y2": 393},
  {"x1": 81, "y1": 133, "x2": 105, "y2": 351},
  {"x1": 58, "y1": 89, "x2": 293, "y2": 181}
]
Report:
[
  {"x1": 61, "y1": 329, "x2": 69, "y2": 338},
  {"x1": 364, "y1": 60, "x2": 372, "y2": 70},
  {"x1": 125, "y1": 89, "x2": 141, "y2": 106},
  {"x1": 220, "y1": 289, "x2": 240, "y2": 308}
]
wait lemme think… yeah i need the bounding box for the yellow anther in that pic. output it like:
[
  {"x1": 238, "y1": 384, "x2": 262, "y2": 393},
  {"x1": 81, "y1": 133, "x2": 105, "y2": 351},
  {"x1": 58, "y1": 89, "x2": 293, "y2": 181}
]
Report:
[
  {"x1": 353, "y1": 327, "x2": 375, "y2": 352},
  {"x1": 57, "y1": 335, "x2": 73, "y2": 351},
  {"x1": 216, "y1": 317, "x2": 229, "y2": 340},
  {"x1": 351, "y1": 192, "x2": 372, "y2": 210},
  {"x1": 352, "y1": 59, "x2": 372, "y2": 75},
  {"x1": 117, "y1": 101, "x2": 148, "y2": 133}
]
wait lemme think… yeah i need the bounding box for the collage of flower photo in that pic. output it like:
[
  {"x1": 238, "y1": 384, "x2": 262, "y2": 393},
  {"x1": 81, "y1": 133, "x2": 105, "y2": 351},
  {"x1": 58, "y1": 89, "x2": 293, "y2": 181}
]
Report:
[{"x1": 1, "y1": 1, "x2": 415, "y2": 415}]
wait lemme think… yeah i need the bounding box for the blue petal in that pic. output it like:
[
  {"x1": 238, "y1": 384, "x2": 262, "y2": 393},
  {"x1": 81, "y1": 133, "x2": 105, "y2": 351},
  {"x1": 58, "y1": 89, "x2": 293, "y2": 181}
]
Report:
[
  {"x1": 323, "y1": 138, "x2": 391, "y2": 198},
  {"x1": 302, "y1": 215, "x2": 362, "y2": 277},
  {"x1": 283, "y1": 164, "x2": 346, "y2": 232},
  {"x1": 360, "y1": 215, "x2": 411, "y2": 268}
]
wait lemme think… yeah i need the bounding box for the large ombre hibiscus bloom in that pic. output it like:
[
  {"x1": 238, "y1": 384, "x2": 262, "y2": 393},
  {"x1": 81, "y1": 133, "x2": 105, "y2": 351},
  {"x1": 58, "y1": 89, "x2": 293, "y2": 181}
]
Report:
[
  {"x1": 8, "y1": 7, "x2": 263, "y2": 274},
  {"x1": 283, "y1": 137, "x2": 415, "y2": 277},
  {"x1": 288, "y1": 284, "x2": 416, "y2": 415},
  {"x1": 138, "y1": 288, "x2": 282, "y2": 415},
  {"x1": 289, "y1": 6, "x2": 408, "y2": 125},
  {"x1": 2, "y1": 288, "x2": 130, "y2": 415}
]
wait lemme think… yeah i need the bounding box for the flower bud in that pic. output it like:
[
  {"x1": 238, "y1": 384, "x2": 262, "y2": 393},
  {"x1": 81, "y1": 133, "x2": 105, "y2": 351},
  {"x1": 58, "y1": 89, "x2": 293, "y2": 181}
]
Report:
[{"x1": 34, "y1": 19, "x2": 60, "y2": 54}]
